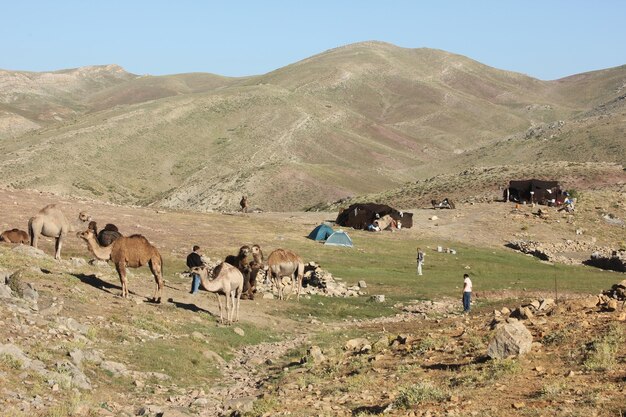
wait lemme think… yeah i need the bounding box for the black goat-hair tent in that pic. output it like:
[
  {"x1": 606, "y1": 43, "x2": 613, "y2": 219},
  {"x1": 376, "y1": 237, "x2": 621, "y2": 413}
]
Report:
[
  {"x1": 336, "y1": 203, "x2": 413, "y2": 230},
  {"x1": 505, "y1": 179, "x2": 563, "y2": 204}
]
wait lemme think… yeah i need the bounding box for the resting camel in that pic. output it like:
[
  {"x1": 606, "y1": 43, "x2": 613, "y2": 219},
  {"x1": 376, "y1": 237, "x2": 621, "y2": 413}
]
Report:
[
  {"x1": 191, "y1": 263, "x2": 243, "y2": 324},
  {"x1": 0, "y1": 229, "x2": 29, "y2": 244},
  {"x1": 87, "y1": 221, "x2": 122, "y2": 247},
  {"x1": 77, "y1": 228, "x2": 164, "y2": 303},
  {"x1": 266, "y1": 248, "x2": 304, "y2": 300},
  {"x1": 29, "y1": 204, "x2": 71, "y2": 260}
]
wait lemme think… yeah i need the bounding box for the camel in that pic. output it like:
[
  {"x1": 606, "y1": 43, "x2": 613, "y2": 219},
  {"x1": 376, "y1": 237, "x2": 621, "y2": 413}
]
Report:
[
  {"x1": 266, "y1": 248, "x2": 304, "y2": 300},
  {"x1": 243, "y1": 244, "x2": 264, "y2": 300},
  {"x1": 77, "y1": 228, "x2": 164, "y2": 303},
  {"x1": 191, "y1": 263, "x2": 243, "y2": 324},
  {"x1": 28, "y1": 204, "x2": 71, "y2": 260},
  {"x1": 78, "y1": 211, "x2": 92, "y2": 223},
  {"x1": 0, "y1": 229, "x2": 29, "y2": 244},
  {"x1": 223, "y1": 245, "x2": 252, "y2": 297},
  {"x1": 87, "y1": 221, "x2": 122, "y2": 247}
]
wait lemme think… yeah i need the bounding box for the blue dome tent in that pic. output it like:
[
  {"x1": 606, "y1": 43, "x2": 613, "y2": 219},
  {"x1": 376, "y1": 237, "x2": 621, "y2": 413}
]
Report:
[
  {"x1": 324, "y1": 230, "x2": 353, "y2": 247},
  {"x1": 308, "y1": 223, "x2": 335, "y2": 241}
]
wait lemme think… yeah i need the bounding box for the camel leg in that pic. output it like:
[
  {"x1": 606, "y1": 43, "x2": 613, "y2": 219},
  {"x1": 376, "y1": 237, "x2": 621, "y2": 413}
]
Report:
[
  {"x1": 216, "y1": 294, "x2": 224, "y2": 324},
  {"x1": 31, "y1": 230, "x2": 38, "y2": 248},
  {"x1": 235, "y1": 288, "x2": 241, "y2": 322},
  {"x1": 296, "y1": 271, "x2": 302, "y2": 301},
  {"x1": 116, "y1": 263, "x2": 128, "y2": 298},
  {"x1": 226, "y1": 291, "x2": 232, "y2": 324},
  {"x1": 149, "y1": 258, "x2": 164, "y2": 303},
  {"x1": 275, "y1": 275, "x2": 284, "y2": 300},
  {"x1": 54, "y1": 234, "x2": 63, "y2": 260}
]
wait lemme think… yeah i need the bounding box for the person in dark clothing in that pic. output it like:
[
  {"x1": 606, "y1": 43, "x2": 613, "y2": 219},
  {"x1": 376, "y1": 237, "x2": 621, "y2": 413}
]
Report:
[{"x1": 187, "y1": 245, "x2": 204, "y2": 294}]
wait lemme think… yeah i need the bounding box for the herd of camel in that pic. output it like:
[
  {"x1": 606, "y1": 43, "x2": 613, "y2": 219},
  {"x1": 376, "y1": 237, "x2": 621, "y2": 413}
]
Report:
[{"x1": 1, "y1": 204, "x2": 306, "y2": 324}]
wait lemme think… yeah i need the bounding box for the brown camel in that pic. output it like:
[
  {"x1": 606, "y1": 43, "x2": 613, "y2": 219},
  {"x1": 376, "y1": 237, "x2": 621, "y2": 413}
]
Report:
[
  {"x1": 87, "y1": 221, "x2": 122, "y2": 247},
  {"x1": 244, "y1": 244, "x2": 265, "y2": 300},
  {"x1": 77, "y1": 228, "x2": 164, "y2": 303},
  {"x1": 191, "y1": 263, "x2": 243, "y2": 324},
  {"x1": 0, "y1": 229, "x2": 29, "y2": 244},
  {"x1": 266, "y1": 248, "x2": 304, "y2": 300},
  {"x1": 28, "y1": 204, "x2": 71, "y2": 260}
]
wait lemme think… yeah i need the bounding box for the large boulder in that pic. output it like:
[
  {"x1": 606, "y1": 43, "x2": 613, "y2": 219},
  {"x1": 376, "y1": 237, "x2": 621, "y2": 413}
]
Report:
[{"x1": 487, "y1": 320, "x2": 533, "y2": 359}]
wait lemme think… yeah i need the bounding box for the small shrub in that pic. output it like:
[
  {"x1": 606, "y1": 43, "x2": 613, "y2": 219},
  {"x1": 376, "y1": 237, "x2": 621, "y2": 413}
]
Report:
[
  {"x1": 0, "y1": 353, "x2": 23, "y2": 369},
  {"x1": 583, "y1": 323, "x2": 624, "y2": 371},
  {"x1": 247, "y1": 394, "x2": 279, "y2": 416},
  {"x1": 538, "y1": 381, "x2": 566, "y2": 399},
  {"x1": 485, "y1": 358, "x2": 521, "y2": 379},
  {"x1": 414, "y1": 337, "x2": 436, "y2": 353},
  {"x1": 394, "y1": 381, "x2": 448, "y2": 409},
  {"x1": 542, "y1": 329, "x2": 569, "y2": 346}
]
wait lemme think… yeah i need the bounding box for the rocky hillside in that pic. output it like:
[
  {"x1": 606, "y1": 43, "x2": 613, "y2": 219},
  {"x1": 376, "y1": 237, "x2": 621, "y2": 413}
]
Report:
[{"x1": 0, "y1": 42, "x2": 625, "y2": 211}]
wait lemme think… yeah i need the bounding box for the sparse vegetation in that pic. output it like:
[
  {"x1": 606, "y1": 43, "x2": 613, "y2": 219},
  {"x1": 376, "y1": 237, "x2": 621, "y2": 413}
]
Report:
[{"x1": 394, "y1": 381, "x2": 448, "y2": 409}]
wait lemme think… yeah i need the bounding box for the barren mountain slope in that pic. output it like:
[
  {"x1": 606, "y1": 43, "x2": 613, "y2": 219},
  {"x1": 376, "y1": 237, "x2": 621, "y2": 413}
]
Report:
[{"x1": 0, "y1": 42, "x2": 625, "y2": 211}]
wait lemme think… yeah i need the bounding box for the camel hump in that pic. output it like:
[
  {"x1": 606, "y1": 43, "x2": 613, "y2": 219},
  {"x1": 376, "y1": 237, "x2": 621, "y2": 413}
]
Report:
[
  {"x1": 128, "y1": 234, "x2": 148, "y2": 240},
  {"x1": 103, "y1": 223, "x2": 119, "y2": 232},
  {"x1": 39, "y1": 203, "x2": 58, "y2": 213}
]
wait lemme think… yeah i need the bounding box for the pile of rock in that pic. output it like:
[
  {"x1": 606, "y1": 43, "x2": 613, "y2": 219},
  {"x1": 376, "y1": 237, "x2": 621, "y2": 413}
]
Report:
[
  {"x1": 585, "y1": 249, "x2": 626, "y2": 272},
  {"x1": 255, "y1": 262, "x2": 365, "y2": 298},
  {"x1": 491, "y1": 298, "x2": 556, "y2": 328},
  {"x1": 506, "y1": 240, "x2": 551, "y2": 261},
  {"x1": 396, "y1": 298, "x2": 459, "y2": 316},
  {"x1": 598, "y1": 280, "x2": 626, "y2": 312},
  {"x1": 507, "y1": 239, "x2": 607, "y2": 265}
]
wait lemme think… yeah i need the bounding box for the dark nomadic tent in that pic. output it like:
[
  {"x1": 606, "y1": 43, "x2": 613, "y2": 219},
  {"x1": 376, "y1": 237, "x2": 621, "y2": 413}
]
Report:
[
  {"x1": 336, "y1": 203, "x2": 413, "y2": 230},
  {"x1": 324, "y1": 230, "x2": 353, "y2": 247},
  {"x1": 505, "y1": 179, "x2": 563, "y2": 205},
  {"x1": 308, "y1": 224, "x2": 334, "y2": 241}
]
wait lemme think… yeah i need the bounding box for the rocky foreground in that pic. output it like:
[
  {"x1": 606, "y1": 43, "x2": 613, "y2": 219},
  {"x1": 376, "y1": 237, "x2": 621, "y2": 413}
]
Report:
[{"x1": 1, "y1": 248, "x2": 624, "y2": 416}]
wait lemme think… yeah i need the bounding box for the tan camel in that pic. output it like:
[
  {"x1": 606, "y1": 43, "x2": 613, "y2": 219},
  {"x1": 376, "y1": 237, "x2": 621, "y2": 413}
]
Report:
[
  {"x1": 191, "y1": 263, "x2": 243, "y2": 324},
  {"x1": 0, "y1": 229, "x2": 29, "y2": 244},
  {"x1": 78, "y1": 211, "x2": 92, "y2": 222},
  {"x1": 266, "y1": 248, "x2": 304, "y2": 300},
  {"x1": 77, "y1": 228, "x2": 164, "y2": 303},
  {"x1": 28, "y1": 204, "x2": 71, "y2": 260}
]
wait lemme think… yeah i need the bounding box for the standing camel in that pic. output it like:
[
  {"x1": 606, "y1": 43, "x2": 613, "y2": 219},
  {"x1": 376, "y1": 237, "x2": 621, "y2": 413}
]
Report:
[
  {"x1": 244, "y1": 244, "x2": 265, "y2": 300},
  {"x1": 29, "y1": 204, "x2": 71, "y2": 260},
  {"x1": 191, "y1": 263, "x2": 243, "y2": 324},
  {"x1": 87, "y1": 221, "x2": 122, "y2": 247},
  {"x1": 266, "y1": 248, "x2": 304, "y2": 300},
  {"x1": 77, "y1": 228, "x2": 164, "y2": 303}
]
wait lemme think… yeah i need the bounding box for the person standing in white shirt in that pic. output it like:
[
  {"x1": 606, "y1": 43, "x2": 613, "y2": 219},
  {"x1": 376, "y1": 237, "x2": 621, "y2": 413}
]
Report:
[
  {"x1": 416, "y1": 248, "x2": 425, "y2": 276},
  {"x1": 462, "y1": 273, "x2": 472, "y2": 313}
]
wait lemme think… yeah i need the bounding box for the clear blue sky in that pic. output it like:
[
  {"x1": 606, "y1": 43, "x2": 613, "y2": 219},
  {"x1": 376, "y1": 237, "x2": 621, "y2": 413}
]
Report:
[{"x1": 2, "y1": 1, "x2": 625, "y2": 80}]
